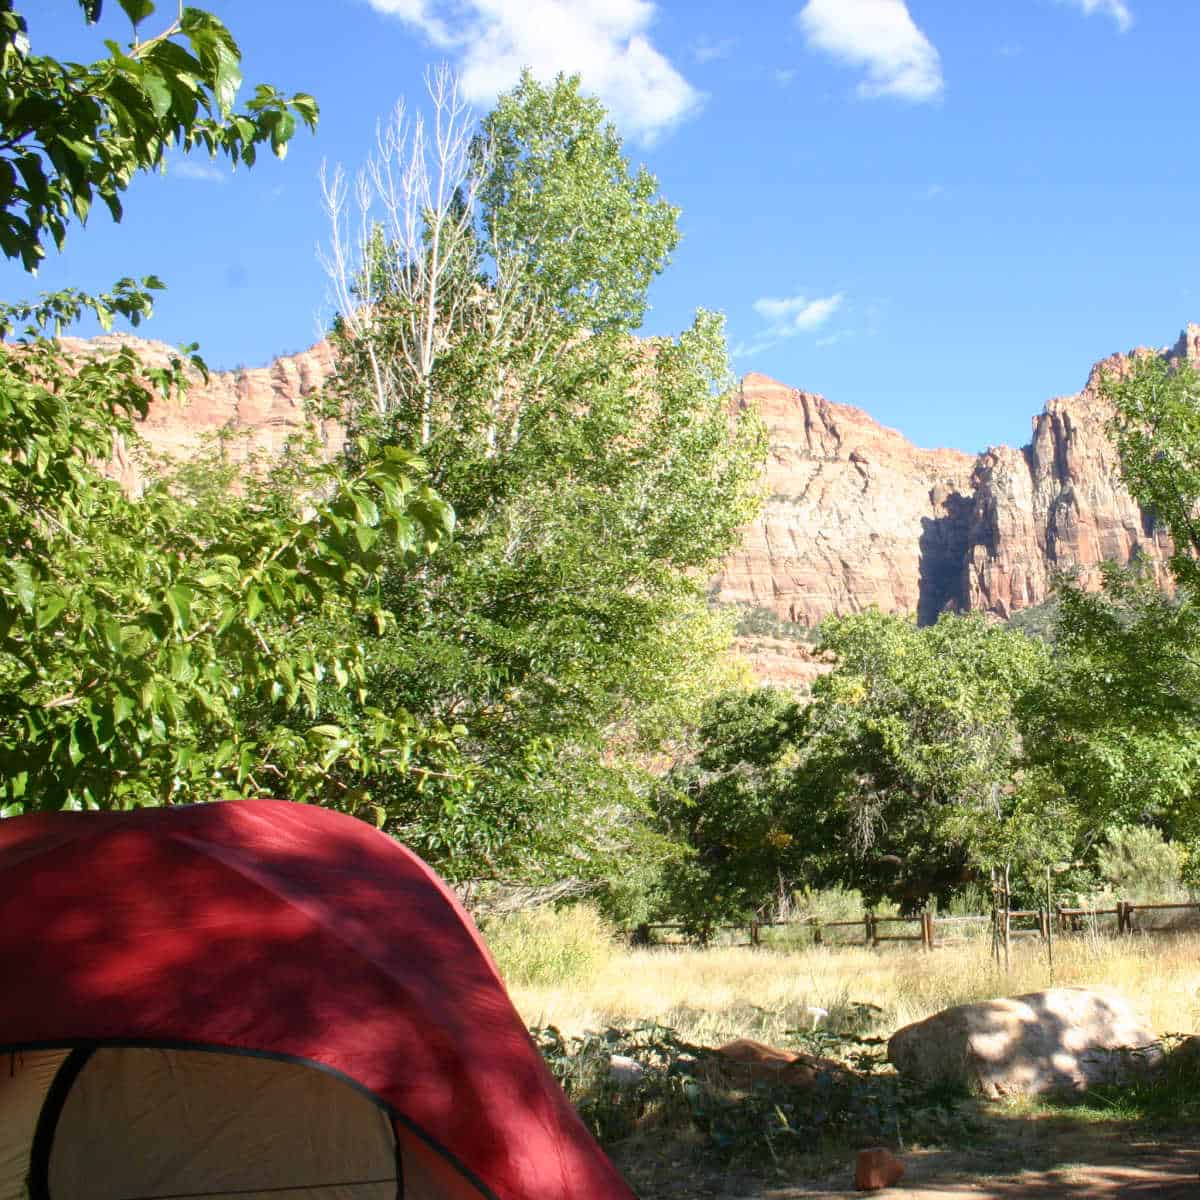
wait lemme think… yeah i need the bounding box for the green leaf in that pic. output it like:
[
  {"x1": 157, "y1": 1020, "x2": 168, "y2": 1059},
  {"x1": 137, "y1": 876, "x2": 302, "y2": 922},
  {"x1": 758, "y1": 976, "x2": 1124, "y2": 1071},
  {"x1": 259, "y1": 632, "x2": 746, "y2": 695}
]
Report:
[
  {"x1": 164, "y1": 584, "x2": 193, "y2": 628},
  {"x1": 35, "y1": 594, "x2": 67, "y2": 630},
  {"x1": 117, "y1": 0, "x2": 156, "y2": 25},
  {"x1": 112, "y1": 693, "x2": 135, "y2": 727}
]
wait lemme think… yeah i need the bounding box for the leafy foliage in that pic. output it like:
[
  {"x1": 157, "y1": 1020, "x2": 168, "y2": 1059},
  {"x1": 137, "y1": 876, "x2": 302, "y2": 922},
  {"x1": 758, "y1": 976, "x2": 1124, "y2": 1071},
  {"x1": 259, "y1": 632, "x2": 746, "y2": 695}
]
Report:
[
  {"x1": 328, "y1": 73, "x2": 765, "y2": 882},
  {"x1": 656, "y1": 612, "x2": 1074, "y2": 924},
  {"x1": 795, "y1": 611, "x2": 1071, "y2": 907},
  {"x1": 1104, "y1": 352, "x2": 1200, "y2": 590},
  {"x1": 0, "y1": 0, "x2": 317, "y2": 269},
  {"x1": 1020, "y1": 566, "x2": 1200, "y2": 839},
  {"x1": 0, "y1": 2, "x2": 455, "y2": 817},
  {"x1": 653, "y1": 688, "x2": 804, "y2": 937}
]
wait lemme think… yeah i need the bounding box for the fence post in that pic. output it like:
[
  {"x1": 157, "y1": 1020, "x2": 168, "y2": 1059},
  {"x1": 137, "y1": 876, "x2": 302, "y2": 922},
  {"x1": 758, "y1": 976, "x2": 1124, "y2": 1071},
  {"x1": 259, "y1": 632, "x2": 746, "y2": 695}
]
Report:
[
  {"x1": 1057, "y1": 906, "x2": 1068, "y2": 934},
  {"x1": 1038, "y1": 908, "x2": 1049, "y2": 941},
  {"x1": 749, "y1": 919, "x2": 760, "y2": 947},
  {"x1": 921, "y1": 910, "x2": 934, "y2": 951},
  {"x1": 865, "y1": 912, "x2": 877, "y2": 947},
  {"x1": 813, "y1": 921, "x2": 823, "y2": 946},
  {"x1": 1118, "y1": 900, "x2": 1132, "y2": 935}
]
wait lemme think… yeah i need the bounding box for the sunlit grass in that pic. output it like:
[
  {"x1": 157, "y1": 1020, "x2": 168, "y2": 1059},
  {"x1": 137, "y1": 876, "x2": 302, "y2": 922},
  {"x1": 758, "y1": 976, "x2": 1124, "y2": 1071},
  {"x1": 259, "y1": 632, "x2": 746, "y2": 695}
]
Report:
[{"x1": 503, "y1": 927, "x2": 1200, "y2": 1046}]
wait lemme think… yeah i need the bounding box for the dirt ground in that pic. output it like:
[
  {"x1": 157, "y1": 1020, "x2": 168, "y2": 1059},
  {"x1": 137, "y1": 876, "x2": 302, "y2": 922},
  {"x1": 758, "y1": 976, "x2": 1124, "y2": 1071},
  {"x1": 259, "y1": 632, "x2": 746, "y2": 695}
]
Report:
[{"x1": 613, "y1": 1115, "x2": 1200, "y2": 1199}]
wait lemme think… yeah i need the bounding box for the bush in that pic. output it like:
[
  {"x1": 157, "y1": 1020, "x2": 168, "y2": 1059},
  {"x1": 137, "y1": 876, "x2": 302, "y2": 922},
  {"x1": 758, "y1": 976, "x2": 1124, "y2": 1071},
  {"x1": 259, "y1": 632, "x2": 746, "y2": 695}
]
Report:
[
  {"x1": 483, "y1": 904, "x2": 617, "y2": 988},
  {"x1": 1095, "y1": 826, "x2": 1186, "y2": 902},
  {"x1": 733, "y1": 605, "x2": 814, "y2": 642}
]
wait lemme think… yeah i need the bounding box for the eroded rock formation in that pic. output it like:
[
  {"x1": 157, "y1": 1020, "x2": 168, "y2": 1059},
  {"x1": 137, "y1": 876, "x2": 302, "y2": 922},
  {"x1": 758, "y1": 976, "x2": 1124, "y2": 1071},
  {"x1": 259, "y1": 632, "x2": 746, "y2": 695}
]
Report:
[
  {"x1": 73, "y1": 326, "x2": 1191, "y2": 647},
  {"x1": 716, "y1": 373, "x2": 977, "y2": 628},
  {"x1": 57, "y1": 334, "x2": 342, "y2": 492},
  {"x1": 714, "y1": 329, "x2": 1194, "y2": 628}
]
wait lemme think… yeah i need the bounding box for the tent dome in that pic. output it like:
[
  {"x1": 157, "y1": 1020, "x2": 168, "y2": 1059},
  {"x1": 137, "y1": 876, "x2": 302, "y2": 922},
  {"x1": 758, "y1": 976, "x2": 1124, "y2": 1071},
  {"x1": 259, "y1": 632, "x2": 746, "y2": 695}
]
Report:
[{"x1": 0, "y1": 799, "x2": 636, "y2": 1200}]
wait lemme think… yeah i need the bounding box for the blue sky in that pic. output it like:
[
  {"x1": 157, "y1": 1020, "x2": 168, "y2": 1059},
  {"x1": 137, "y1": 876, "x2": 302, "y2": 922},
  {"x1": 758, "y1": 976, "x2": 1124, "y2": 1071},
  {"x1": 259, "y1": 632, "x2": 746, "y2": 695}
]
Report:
[{"x1": 10, "y1": 0, "x2": 1199, "y2": 453}]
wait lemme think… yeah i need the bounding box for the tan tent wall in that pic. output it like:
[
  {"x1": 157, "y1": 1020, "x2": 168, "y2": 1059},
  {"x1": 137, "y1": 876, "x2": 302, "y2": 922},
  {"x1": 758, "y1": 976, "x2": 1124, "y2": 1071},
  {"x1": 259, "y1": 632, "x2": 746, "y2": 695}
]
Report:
[
  {"x1": 0, "y1": 1050, "x2": 69, "y2": 1200},
  {"x1": 0, "y1": 1046, "x2": 491, "y2": 1200}
]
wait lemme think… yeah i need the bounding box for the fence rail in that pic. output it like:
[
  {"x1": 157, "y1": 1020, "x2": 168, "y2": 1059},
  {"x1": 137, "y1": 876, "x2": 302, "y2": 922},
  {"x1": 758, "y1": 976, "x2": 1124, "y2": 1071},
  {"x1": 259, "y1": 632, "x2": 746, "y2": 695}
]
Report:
[{"x1": 629, "y1": 898, "x2": 1200, "y2": 950}]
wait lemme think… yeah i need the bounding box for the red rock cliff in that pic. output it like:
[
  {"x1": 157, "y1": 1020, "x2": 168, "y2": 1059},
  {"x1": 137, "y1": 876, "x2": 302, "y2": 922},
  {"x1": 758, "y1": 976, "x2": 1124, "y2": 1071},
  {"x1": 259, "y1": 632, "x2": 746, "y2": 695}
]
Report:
[
  {"x1": 78, "y1": 327, "x2": 1187, "y2": 628},
  {"x1": 713, "y1": 329, "x2": 1191, "y2": 625}
]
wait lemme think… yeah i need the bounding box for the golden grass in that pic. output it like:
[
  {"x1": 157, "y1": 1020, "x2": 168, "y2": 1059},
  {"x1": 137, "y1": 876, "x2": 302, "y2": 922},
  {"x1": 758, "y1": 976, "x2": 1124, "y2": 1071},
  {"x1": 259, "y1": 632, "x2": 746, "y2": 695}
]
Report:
[{"x1": 506, "y1": 931, "x2": 1200, "y2": 1046}]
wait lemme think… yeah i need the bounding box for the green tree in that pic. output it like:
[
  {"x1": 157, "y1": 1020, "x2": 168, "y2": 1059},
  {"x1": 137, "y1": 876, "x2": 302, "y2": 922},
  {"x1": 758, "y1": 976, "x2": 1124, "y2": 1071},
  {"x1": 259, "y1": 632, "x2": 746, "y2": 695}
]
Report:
[
  {"x1": 0, "y1": 2, "x2": 453, "y2": 816},
  {"x1": 1105, "y1": 352, "x2": 1200, "y2": 590},
  {"x1": 1021, "y1": 566, "x2": 1200, "y2": 849},
  {"x1": 0, "y1": 0, "x2": 317, "y2": 270},
  {"x1": 322, "y1": 72, "x2": 765, "y2": 883},
  {"x1": 1020, "y1": 353, "x2": 1200, "y2": 859},
  {"x1": 653, "y1": 688, "x2": 804, "y2": 938},
  {"x1": 791, "y1": 611, "x2": 1070, "y2": 910}
]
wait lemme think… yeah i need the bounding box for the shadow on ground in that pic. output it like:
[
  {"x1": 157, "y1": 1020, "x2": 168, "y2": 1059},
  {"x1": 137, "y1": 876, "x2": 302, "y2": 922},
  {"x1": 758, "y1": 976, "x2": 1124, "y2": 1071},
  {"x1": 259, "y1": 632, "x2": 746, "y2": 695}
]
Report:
[{"x1": 615, "y1": 1111, "x2": 1200, "y2": 1199}]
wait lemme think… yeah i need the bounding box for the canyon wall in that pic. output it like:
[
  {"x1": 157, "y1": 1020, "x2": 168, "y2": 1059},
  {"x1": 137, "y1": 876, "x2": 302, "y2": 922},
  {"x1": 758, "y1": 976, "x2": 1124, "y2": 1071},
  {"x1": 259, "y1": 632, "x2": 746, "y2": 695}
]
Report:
[
  {"x1": 87, "y1": 325, "x2": 1191, "y2": 640},
  {"x1": 714, "y1": 330, "x2": 1193, "y2": 627}
]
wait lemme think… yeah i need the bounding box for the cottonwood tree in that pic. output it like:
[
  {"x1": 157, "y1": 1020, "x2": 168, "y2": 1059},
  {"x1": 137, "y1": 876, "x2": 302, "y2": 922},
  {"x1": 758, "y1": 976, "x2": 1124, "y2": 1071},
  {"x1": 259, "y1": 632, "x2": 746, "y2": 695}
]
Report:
[
  {"x1": 791, "y1": 611, "x2": 1071, "y2": 911},
  {"x1": 320, "y1": 71, "x2": 765, "y2": 886},
  {"x1": 0, "y1": 2, "x2": 453, "y2": 816},
  {"x1": 1020, "y1": 355, "x2": 1200, "y2": 861}
]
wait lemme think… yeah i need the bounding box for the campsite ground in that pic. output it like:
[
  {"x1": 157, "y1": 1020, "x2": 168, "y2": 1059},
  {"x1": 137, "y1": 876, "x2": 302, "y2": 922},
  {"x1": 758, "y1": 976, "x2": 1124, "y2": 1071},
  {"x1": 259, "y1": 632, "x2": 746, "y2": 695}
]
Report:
[
  {"x1": 501, "y1": 929, "x2": 1200, "y2": 1199},
  {"x1": 611, "y1": 1115, "x2": 1200, "y2": 1198}
]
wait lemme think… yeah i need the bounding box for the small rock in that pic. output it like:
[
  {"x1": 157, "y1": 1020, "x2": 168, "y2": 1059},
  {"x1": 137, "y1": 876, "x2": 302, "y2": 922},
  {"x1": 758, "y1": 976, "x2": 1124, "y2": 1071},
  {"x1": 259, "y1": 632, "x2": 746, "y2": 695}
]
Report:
[
  {"x1": 855, "y1": 1147, "x2": 905, "y2": 1191},
  {"x1": 608, "y1": 1054, "x2": 645, "y2": 1088},
  {"x1": 714, "y1": 1038, "x2": 849, "y2": 1087}
]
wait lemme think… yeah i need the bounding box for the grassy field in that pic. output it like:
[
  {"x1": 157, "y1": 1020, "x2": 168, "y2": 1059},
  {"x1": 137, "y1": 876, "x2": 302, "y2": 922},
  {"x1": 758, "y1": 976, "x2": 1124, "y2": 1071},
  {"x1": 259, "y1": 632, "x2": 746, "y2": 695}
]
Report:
[
  {"x1": 484, "y1": 912, "x2": 1200, "y2": 1197},
  {"x1": 502, "y1": 928, "x2": 1200, "y2": 1046}
]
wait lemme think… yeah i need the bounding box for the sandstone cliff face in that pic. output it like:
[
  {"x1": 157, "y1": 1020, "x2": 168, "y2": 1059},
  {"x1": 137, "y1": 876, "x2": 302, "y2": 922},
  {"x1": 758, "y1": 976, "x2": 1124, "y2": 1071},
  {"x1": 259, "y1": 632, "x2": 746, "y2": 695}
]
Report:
[
  {"x1": 713, "y1": 332, "x2": 1191, "y2": 628},
  {"x1": 57, "y1": 334, "x2": 341, "y2": 491},
  {"x1": 962, "y1": 347, "x2": 1178, "y2": 616},
  {"x1": 717, "y1": 373, "x2": 977, "y2": 628},
  {"x1": 82, "y1": 327, "x2": 1186, "y2": 640}
]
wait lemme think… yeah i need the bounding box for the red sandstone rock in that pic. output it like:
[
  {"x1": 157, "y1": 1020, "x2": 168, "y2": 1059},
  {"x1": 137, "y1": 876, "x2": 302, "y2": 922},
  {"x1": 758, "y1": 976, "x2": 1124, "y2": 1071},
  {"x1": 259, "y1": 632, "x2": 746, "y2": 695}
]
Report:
[
  {"x1": 714, "y1": 333, "x2": 1187, "y2": 645},
  {"x1": 56, "y1": 334, "x2": 342, "y2": 493},
  {"x1": 715, "y1": 373, "x2": 977, "y2": 630},
  {"x1": 62, "y1": 327, "x2": 1188, "y2": 686},
  {"x1": 854, "y1": 1147, "x2": 905, "y2": 1191},
  {"x1": 714, "y1": 1038, "x2": 848, "y2": 1088}
]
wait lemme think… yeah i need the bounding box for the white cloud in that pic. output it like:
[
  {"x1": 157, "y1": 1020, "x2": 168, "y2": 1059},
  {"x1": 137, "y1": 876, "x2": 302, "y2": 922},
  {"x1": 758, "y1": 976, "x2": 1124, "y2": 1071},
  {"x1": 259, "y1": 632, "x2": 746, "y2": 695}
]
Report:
[
  {"x1": 774, "y1": 67, "x2": 797, "y2": 86},
  {"x1": 753, "y1": 292, "x2": 844, "y2": 334},
  {"x1": 366, "y1": 0, "x2": 701, "y2": 144},
  {"x1": 691, "y1": 36, "x2": 735, "y2": 64},
  {"x1": 796, "y1": 0, "x2": 943, "y2": 102},
  {"x1": 1056, "y1": 0, "x2": 1133, "y2": 32},
  {"x1": 733, "y1": 291, "x2": 845, "y2": 358},
  {"x1": 173, "y1": 160, "x2": 226, "y2": 184}
]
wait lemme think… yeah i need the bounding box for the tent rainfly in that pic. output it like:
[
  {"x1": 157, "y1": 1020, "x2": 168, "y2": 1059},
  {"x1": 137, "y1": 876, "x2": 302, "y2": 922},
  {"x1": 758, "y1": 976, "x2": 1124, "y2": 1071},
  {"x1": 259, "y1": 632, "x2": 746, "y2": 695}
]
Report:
[{"x1": 0, "y1": 799, "x2": 638, "y2": 1200}]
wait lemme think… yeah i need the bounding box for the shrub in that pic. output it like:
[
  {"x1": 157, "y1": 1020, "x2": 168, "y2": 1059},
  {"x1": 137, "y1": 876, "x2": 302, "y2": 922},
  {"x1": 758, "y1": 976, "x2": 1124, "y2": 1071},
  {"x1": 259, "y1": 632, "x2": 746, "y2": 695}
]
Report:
[
  {"x1": 483, "y1": 903, "x2": 617, "y2": 988},
  {"x1": 1095, "y1": 826, "x2": 1185, "y2": 902}
]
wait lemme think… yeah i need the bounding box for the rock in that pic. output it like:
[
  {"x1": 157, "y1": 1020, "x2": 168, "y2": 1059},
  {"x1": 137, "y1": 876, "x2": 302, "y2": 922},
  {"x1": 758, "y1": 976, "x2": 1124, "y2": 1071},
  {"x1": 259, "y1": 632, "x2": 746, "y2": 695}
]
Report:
[
  {"x1": 607, "y1": 1054, "x2": 645, "y2": 1088},
  {"x1": 887, "y1": 987, "x2": 1163, "y2": 1098},
  {"x1": 715, "y1": 373, "x2": 977, "y2": 632},
  {"x1": 58, "y1": 326, "x2": 1196, "y2": 672},
  {"x1": 54, "y1": 334, "x2": 343, "y2": 494},
  {"x1": 710, "y1": 331, "x2": 1189, "y2": 675},
  {"x1": 854, "y1": 1147, "x2": 905, "y2": 1191},
  {"x1": 713, "y1": 1038, "x2": 848, "y2": 1088}
]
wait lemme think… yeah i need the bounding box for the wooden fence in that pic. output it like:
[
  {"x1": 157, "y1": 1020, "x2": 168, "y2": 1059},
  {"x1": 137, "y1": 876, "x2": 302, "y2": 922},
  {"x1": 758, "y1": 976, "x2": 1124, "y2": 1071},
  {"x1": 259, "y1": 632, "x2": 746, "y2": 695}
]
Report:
[{"x1": 629, "y1": 899, "x2": 1200, "y2": 950}]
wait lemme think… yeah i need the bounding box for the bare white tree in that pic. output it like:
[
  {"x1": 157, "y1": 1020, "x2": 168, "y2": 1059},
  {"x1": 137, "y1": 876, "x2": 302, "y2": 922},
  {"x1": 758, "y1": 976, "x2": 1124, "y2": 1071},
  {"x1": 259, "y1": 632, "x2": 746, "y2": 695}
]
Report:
[
  {"x1": 321, "y1": 66, "x2": 577, "y2": 468},
  {"x1": 319, "y1": 65, "x2": 484, "y2": 443}
]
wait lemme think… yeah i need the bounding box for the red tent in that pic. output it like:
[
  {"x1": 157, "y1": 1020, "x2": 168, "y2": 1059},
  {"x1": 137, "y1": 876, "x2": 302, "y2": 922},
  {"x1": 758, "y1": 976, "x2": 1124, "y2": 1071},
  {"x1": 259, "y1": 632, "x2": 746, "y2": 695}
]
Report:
[{"x1": 0, "y1": 799, "x2": 638, "y2": 1200}]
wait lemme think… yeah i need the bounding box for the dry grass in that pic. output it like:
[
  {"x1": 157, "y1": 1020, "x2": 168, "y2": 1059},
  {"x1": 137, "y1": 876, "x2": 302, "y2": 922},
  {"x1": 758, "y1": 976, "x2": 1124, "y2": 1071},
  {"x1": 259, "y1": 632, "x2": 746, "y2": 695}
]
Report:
[{"x1": 506, "y1": 931, "x2": 1200, "y2": 1046}]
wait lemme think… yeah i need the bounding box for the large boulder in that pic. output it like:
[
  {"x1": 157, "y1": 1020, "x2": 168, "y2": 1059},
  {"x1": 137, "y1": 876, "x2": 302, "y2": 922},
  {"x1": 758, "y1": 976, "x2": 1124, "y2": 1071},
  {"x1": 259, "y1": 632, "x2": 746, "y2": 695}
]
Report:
[{"x1": 888, "y1": 987, "x2": 1162, "y2": 1098}]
